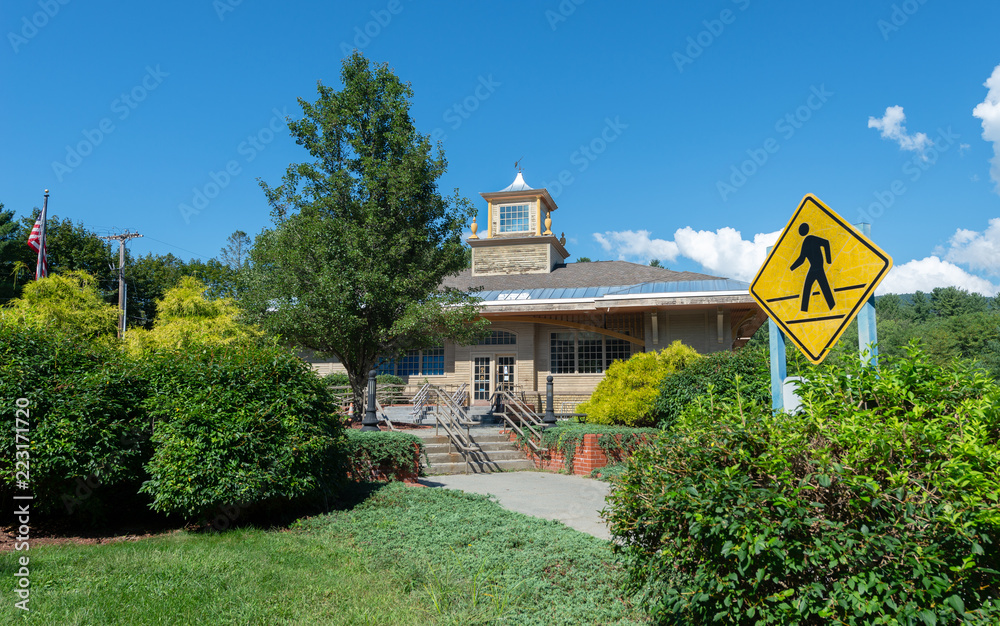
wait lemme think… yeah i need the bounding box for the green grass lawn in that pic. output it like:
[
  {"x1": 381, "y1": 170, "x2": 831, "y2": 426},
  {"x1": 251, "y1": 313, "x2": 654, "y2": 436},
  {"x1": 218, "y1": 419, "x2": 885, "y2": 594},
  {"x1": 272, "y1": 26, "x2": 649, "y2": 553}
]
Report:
[{"x1": 2, "y1": 483, "x2": 646, "y2": 625}]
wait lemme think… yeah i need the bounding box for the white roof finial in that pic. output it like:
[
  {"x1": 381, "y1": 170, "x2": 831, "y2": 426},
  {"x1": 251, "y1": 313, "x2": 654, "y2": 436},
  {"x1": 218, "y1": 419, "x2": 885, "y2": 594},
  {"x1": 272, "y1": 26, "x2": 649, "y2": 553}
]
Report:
[{"x1": 501, "y1": 171, "x2": 533, "y2": 192}]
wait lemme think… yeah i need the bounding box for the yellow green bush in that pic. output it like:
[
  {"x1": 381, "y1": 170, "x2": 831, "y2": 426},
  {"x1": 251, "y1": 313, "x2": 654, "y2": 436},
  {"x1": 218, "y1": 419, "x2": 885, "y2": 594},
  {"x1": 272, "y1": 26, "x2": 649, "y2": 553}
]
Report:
[
  {"x1": 125, "y1": 276, "x2": 264, "y2": 355},
  {"x1": 0, "y1": 270, "x2": 117, "y2": 341},
  {"x1": 578, "y1": 341, "x2": 700, "y2": 427}
]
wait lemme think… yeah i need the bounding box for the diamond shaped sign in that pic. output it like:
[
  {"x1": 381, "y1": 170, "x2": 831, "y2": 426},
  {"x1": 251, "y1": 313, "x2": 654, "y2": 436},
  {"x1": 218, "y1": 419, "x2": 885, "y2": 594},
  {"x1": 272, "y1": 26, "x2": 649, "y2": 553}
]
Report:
[{"x1": 750, "y1": 194, "x2": 893, "y2": 364}]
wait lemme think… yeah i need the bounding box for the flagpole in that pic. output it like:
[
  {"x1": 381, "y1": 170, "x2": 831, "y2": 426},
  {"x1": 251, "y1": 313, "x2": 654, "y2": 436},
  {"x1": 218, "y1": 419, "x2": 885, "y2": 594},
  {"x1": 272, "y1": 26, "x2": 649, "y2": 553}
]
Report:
[{"x1": 35, "y1": 190, "x2": 48, "y2": 280}]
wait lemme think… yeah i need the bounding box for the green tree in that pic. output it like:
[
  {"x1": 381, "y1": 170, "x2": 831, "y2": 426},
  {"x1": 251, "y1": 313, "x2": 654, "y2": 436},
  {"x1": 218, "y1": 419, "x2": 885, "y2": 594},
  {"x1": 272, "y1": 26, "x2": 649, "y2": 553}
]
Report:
[
  {"x1": 16, "y1": 214, "x2": 116, "y2": 289},
  {"x1": 908, "y1": 290, "x2": 932, "y2": 322},
  {"x1": 0, "y1": 205, "x2": 24, "y2": 303},
  {"x1": 220, "y1": 230, "x2": 251, "y2": 270},
  {"x1": 648, "y1": 258, "x2": 662, "y2": 268},
  {"x1": 930, "y1": 286, "x2": 988, "y2": 317},
  {"x1": 241, "y1": 52, "x2": 487, "y2": 413},
  {"x1": 576, "y1": 256, "x2": 592, "y2": 262},
  {"x1": 874, "y1": 293, "x2": 904, "y2": 319}
]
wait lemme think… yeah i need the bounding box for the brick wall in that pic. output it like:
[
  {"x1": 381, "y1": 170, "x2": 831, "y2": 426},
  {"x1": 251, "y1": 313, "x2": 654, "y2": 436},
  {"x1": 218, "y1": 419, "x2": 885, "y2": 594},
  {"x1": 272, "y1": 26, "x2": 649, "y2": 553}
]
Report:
[{"x1": 506, "y1": 431, "x2": 644, "y2": 475}]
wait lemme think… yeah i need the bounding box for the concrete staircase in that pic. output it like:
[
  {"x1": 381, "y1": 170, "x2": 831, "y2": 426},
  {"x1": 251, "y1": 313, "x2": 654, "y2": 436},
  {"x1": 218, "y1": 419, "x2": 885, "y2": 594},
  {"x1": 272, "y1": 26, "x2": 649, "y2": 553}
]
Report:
[{"x1": 420, "y1": 429, "x2": 534, "y2": 475}]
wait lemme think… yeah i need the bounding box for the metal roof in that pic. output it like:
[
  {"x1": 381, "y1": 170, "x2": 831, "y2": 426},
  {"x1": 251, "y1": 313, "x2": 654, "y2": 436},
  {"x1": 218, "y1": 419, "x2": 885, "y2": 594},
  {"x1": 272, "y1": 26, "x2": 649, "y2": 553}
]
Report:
[{"x1": 477, "y1": 278, "x2": 749, "y2": 302}]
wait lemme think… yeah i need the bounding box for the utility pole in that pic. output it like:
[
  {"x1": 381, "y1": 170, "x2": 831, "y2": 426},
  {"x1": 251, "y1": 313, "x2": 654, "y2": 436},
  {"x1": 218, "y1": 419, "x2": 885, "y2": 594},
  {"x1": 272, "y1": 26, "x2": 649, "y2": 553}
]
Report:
[{"x1": 99, "y1": 231, "x2": 143, "y2": 337}]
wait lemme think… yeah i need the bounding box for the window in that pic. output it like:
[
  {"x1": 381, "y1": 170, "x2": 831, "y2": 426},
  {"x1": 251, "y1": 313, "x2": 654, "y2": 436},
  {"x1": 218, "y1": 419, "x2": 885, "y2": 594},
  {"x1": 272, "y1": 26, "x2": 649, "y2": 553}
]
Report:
[
  {"x1": 605, "y1": 338, "x2": 631, "y2": 369},
  {"x1": 577, "y1": 332, "x2": 603, "y2": 374},
  {"x1": 377, "y1": 346, "x2": 445, "y2": 377},
  {"x1": 477, "y1": 330, "x2": 517, "y2": 345},
  {"x1": 550, "y1": 332, "x2": 576, "y2": 374},
  {"x1": 497, "y1": 203, "x2": 531, "y2": 233},
  {"x1": 421, "y1": 346, "x2": 444, "y2": 375},
  {"x1": 550, "y1": 332, "x2": 633, "y2": 374}
]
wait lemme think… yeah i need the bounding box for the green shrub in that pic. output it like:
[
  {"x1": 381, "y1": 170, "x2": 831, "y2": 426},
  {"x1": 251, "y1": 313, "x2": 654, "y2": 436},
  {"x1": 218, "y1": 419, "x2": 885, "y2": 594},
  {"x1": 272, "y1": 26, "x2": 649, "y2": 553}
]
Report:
[
  {"x1": 344, "y1": 430, "x2": 423, "y2": 480},
  {"x1": 0, "y1": 324, "x2": 151, "y2": 517},
  {"x1": 579, "y1": 341, "x2": 700, "y2": 427},
  {"x1": 139, "y1": 343, "x2": 347, "y2": 520},
  {"x1": 589, "y1": 462, "x2": 628, "y2": 482},
  {"x1": 608, "y1": 345, "x2": 1000, "y2": 624},
  {"x1": 654, "y1": 345, "x2": 769, "y2": 430}
]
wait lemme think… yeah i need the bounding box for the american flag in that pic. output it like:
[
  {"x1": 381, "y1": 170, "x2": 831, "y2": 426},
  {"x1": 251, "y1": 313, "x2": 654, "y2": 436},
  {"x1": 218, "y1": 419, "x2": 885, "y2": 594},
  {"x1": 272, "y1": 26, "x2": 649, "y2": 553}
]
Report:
[{"x1": 27, "y1": 195, "x2": 48, "y2": 279}]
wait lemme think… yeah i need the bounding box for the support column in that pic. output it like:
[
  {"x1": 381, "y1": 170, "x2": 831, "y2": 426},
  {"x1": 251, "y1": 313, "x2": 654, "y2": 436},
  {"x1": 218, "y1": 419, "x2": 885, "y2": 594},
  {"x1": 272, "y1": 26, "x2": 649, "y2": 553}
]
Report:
[{"x1": 361, "y1": 370, "x2": 380, "y2": 431}]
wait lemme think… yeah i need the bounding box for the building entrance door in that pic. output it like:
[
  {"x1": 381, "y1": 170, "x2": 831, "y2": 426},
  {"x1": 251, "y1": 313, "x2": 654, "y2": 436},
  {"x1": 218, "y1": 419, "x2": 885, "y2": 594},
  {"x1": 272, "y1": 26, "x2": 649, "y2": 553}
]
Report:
[
  {"x1": 473, "y1": 356, "x2": 491, "y2": 405},
  {"x1": 495, "y1": 355, "x2": 516, "y2": 396}
]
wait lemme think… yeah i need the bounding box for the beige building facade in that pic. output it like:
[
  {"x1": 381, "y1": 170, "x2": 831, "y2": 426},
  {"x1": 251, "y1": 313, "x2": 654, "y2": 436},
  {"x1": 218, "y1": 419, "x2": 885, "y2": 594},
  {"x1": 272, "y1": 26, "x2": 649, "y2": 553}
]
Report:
[{"x1": 310, "y1": 173, "x2": 767, "y2": 407}]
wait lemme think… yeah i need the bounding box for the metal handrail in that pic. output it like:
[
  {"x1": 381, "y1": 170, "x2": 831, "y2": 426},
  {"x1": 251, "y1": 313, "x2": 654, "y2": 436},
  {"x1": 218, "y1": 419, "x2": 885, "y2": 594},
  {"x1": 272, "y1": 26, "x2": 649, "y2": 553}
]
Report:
[
  {"x1": 409, "y1": 382, "x2": 432, "y2": 420},
  {"x1": 451, "y1": 382, "x2": 468, "y2": 407},
  {"x1": 493, "y1": 389, "x2": 542, "y2": 452},
  {"x1": 373, "y1": 399, "x2": 398, "y2": 431},
  {"x1": 427, "y1": 386, "x2": 480, "y2": 473}
]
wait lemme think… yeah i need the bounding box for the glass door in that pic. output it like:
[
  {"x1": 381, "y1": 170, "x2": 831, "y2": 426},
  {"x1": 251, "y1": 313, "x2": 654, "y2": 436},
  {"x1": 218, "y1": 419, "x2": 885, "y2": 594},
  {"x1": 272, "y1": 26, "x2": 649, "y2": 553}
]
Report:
[
  {"x1": 473, "y1": 356, "x2": 491, "y2": 404},
  {"x1": 496, "y1": 355, "x2": 516, "y2": 396}
]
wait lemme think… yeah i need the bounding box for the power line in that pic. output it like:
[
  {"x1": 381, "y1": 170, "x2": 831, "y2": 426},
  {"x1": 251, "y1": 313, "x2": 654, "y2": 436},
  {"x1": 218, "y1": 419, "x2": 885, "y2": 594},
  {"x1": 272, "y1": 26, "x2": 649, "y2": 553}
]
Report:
[
  {"x1": 138, "y1": 235, "x2": 213, "y2": 260},
  {"x1": 99, "y1": 231, "x2": 143, "y2": 338}
]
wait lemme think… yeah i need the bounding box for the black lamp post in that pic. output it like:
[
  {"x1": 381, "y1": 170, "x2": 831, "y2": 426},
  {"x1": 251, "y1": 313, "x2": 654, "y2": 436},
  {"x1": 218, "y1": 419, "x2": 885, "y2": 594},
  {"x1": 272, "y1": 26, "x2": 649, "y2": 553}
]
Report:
[
  {"x1": 542, "y1": 375, "x2": 557, "y2": 429},
  {"x1": 361, "y1": 369, "x2": 380, "y2": 431}
]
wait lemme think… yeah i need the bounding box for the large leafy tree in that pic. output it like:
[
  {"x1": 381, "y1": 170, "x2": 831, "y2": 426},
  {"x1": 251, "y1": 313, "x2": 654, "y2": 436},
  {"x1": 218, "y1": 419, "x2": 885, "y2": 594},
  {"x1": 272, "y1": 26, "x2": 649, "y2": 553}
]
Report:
[
  {"x1": 17, "y1": 213, "x2": 116, "y2": 289},
  {"x1": 241, "y1": 52, "x2": 487, "y2": 413}
]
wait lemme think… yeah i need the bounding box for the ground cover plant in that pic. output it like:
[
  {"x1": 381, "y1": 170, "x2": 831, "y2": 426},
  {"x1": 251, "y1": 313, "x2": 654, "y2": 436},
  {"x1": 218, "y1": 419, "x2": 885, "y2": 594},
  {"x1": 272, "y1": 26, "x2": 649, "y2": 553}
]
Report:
[
  {"x1": 579, "y1": 341, "x2": 699, "y2": 427},
  {"x1": 301, "y1": 482, "x2": 647, "y2": 625},
  {"x1": 608, "y1": 344, "x2": 1000, "y2": 624}
]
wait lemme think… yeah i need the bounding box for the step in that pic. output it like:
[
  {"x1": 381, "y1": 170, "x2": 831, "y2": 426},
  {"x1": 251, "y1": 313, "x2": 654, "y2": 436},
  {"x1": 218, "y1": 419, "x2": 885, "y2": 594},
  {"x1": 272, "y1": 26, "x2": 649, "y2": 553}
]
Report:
[
  {"x1": 423, "y1": 458, "x2": 536, "y2": 475},
  {"x1": 424, "y1": 449, "x2": 528, "y2": 464},
  {"x1": 423, "y1": 440, "x2": 519, "y2": 454}
]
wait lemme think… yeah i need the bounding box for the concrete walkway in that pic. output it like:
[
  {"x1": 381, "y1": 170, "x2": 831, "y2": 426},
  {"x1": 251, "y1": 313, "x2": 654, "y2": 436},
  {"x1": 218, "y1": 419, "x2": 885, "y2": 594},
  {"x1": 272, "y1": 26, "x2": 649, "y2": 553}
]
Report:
[{"x1": 418, "y1": 471, "x2": 613, "y2": 540}]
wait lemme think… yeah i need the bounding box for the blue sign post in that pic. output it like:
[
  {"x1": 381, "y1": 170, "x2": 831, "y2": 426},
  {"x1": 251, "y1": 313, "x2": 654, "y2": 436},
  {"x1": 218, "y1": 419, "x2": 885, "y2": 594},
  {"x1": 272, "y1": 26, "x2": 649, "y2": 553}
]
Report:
[
  {"x1": 855, "y1": 223, "x2": 879, "y2": 368},
  {"x1": 765, "y1": 223, "x2": 885, "y2": 412}
]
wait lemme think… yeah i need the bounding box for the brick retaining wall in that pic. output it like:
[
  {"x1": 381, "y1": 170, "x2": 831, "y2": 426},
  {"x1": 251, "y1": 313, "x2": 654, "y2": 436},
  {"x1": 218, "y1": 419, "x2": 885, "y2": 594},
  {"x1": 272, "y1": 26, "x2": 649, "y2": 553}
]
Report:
[{"x1": 506, "y1": 431, "x2": 645, "y2": 475}]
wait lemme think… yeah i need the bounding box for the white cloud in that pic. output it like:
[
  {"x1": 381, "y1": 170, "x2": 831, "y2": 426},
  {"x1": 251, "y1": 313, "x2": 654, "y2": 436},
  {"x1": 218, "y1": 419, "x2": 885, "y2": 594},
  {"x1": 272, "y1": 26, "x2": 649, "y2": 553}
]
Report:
[
  {"x1": 944, "y1": 217, "x2": 1000, "y2": 275},
  {"x1": 595, "y1": 224, "x2": 1000, "y2": 295},
  {"x1": 593, "y1": 230, "x2": 679, "y2": 263},
  {"x1": 877, "y1": 256, "x2": 998, "y2": 296},
  {"x1": 868, "y1": 105, "x2": 932, "y2": 155},
  {"x1": 673, "y1": 227, "x2": 779, "y2": 280},
  {"x1": 972, "y1": 64, "x2": 1000, "y2": 194},
  {"x1": 594, "y1": 227, "x2": 778, "y2": 281}
]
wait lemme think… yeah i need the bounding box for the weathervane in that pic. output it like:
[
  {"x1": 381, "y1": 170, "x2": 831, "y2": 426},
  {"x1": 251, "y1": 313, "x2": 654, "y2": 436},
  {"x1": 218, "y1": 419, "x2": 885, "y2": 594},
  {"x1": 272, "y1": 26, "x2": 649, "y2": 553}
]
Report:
[{"x1": 514, "y1": 157, "x2": 524, "y2": 173}]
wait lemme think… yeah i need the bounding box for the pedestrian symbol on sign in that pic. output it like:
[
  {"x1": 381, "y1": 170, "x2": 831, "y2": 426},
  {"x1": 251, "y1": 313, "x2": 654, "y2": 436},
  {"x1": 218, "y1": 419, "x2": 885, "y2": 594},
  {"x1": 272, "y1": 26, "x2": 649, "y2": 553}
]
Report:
[{"x1": 789, "y1": 223, "x2": 834, "y2": 313}]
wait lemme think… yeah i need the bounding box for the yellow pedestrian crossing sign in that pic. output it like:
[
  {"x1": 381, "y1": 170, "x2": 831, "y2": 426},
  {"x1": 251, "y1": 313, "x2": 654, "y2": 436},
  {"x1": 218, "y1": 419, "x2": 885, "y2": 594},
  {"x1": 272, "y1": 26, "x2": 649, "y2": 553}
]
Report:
[{"x1": 750, "y1": 194, "x2": 892, "y2": 364}]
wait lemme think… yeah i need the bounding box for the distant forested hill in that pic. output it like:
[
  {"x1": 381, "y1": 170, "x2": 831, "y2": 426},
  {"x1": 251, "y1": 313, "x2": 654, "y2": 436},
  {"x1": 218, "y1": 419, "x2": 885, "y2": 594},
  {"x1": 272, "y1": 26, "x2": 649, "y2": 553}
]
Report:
[{"x1": 748, "y1": 287, "x2": 1000, "y2": 379}]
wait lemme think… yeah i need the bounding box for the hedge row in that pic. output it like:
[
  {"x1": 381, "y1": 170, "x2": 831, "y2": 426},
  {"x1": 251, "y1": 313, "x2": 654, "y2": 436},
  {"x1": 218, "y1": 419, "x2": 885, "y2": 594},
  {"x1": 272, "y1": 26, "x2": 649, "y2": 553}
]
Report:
[
  {"x1": 608, "y1": 346, "x2": 1000, "y2": 624},
  {"x1": 0, "y1": 323, "x2": 347, "y2": 522}
]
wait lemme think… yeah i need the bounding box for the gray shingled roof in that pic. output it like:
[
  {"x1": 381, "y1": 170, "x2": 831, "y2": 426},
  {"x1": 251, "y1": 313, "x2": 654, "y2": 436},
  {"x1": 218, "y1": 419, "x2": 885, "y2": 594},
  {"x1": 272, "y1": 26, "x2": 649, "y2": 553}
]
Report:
[{"x1": 441, "y1": 260, "x2": 727, "y2": 292}]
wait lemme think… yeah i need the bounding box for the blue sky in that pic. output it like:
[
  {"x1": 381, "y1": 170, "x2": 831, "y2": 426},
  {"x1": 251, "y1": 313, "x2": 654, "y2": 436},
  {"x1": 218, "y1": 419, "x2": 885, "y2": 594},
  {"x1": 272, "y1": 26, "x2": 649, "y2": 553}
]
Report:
[{"x1": 2, "y1": 1, "x2": 999, "y2": 294}]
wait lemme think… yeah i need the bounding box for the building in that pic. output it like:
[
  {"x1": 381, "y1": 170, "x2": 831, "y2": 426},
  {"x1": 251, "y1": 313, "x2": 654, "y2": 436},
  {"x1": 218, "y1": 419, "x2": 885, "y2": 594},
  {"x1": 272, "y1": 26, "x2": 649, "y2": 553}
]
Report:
[{"x1": 310, "y1": 172, "x2": 767, "y2": 408}]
